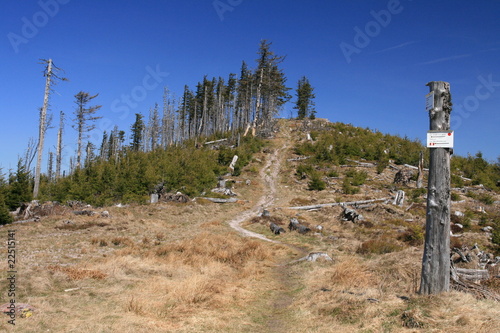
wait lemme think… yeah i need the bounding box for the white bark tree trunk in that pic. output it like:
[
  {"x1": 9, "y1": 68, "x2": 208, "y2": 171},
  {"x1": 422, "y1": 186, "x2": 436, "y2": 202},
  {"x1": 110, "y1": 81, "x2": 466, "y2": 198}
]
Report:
[{"x1": 33, "y1": 59, "x2": 53, "y2": 198}]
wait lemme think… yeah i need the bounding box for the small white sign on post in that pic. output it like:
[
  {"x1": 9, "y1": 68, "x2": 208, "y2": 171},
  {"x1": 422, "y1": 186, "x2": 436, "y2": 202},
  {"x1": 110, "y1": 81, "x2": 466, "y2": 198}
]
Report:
[
  {"x1": 427, "y1": 130, "x2": 454, "y2": 148},
  {"x1": 425, "y1": 91, "x2": 434, "y2": 111}
]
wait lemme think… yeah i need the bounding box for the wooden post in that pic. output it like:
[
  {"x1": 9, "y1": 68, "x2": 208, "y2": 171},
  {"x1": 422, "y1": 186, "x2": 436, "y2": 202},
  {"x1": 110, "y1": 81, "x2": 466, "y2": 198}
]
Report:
[{"x1": 420, "y1": 81, "x2": 452, "y2": 294}]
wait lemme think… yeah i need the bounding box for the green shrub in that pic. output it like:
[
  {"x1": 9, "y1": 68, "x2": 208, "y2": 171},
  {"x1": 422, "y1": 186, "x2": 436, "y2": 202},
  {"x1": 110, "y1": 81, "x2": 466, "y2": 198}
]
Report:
[
  {"x1": 399, "y1": 224, "x2": 424, "y2": 246},
  {"x1": 296, "y1": 164, "x2": 314, "y2": 180},
  {"x1": 342, "y1": 178, "x2": 360, "y2": 194},
  {"x1": 465, "y1": 191, "x2": 477, "y2": 199},
  {"x1": 327, "y1": 169, "x2": 339, "y2": 177},
  {"x1": 294, "y1": 142, "x2": 315, "y2": 156},
  {"x1": 491, "y1": 216, "x2": 500, "y2": 251},
  {"x1": 376, "y1": 159, "x2": 389, "y2": 174},
  {"x1": 492, "y1": 228, "x2": 500, "y2": 248},
  {"x1": 308, "y1": 173, "x2": 326, "y2": 191},
  {"x1": 478, "y1": 193, "x2": 494, "y2": 205},
  {"x1": 0, "y1": 199, "x2": 13, "y2": 225},
  {"x1": 345, "y1": 169, "x2": 367, "y2": 186},
  {"x1": 451, "y1": 174, "x2": 464, "y2": 188},
  {"x1": 408, "y1": 188, "x2": 427, "y2": 202},
  {"x1": 450, "y1": 192, "x2": 461, "y2": 201}
]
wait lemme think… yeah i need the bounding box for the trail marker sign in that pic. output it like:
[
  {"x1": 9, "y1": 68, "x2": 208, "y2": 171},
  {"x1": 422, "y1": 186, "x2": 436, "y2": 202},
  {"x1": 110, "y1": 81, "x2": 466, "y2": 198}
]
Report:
[
  {"x1": 427, "y1": 130, "x2": 454, "y2": 148},
  {"x1": 425, "y1": 91, "x2": 434, "y2": 111}
]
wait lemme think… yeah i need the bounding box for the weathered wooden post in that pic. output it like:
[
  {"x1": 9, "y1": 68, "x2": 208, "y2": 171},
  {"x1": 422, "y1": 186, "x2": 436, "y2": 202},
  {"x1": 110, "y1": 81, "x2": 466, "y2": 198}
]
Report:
[{"x1": 420, "y1": 81, "x2": 453, "y2": 294}]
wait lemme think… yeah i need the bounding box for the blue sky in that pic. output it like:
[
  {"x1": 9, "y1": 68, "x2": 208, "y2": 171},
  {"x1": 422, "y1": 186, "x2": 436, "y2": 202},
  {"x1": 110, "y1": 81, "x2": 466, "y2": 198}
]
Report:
[{"x1": 1, "y1": 0, "x2": 499, "y2": 174}]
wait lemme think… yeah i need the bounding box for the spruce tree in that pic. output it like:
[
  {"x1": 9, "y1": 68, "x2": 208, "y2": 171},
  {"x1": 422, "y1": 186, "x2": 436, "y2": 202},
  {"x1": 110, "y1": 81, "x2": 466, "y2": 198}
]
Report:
[
  {"x1": 253, "y1": 40, "x2": 291, "y2": 131},
  {"x1": 130, "y1": 113, "x2": 145, "y2": 151},
  {"x1": 6, "y1": 160, "x2": 32, "y2": 210},
  {"x1": 294, "y1": 76, "x2": 316, "y2": 120},
  {"x1": 0, "y1": 169, "x2": 12, "y2": 225},
  {"x1": 0, "y1": 195, "x2": 12, "y2": 225}
]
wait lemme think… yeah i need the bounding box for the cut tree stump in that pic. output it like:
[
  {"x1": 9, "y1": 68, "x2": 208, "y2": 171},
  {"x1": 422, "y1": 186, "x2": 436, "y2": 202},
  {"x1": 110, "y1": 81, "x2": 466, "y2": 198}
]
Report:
[
  {"x1": 393, "y1": 190, "x2": 405, "y2": 207},
  {"x1": 288, "y1": 252, "x2": 333, "y2": 264}
]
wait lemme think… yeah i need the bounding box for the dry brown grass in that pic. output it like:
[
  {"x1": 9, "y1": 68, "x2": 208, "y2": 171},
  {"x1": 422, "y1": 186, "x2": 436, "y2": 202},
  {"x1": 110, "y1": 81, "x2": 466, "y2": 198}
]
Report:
[
  {"x1": 155, "y1": 232, "x2": 272, "y2": 267},
  {"x1": 2, "y1": 119, "x2": 500, "y2": 332},
  {"x1": 47, "y1": 265, "x2": 107, "y2": 280}
]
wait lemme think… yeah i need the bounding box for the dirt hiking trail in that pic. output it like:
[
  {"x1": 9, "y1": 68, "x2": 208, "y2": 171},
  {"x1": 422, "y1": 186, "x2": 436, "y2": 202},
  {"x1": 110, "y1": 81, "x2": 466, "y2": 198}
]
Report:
[{"x1": 227, "y1": 130, "x2": 288, "y2": 243}]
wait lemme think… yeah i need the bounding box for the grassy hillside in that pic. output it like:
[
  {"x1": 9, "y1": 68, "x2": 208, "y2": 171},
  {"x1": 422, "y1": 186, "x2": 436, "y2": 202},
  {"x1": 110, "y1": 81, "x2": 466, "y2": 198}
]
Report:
[{"x1": 1, "y1": 119, "x2": 500, "y2": 332}]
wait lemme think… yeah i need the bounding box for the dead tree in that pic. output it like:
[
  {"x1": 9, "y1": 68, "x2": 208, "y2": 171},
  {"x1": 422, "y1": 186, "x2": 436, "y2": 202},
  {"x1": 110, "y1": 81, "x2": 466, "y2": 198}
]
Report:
[
  {"x1": 33, "y1": 59, "x2": 66, "y2": 197},
  {"x1": 73, "y1": 92, "x2": 102, "y2": 169},
  {"x1": 420, "y1": 81, "x2": 453, "y2": 295}
]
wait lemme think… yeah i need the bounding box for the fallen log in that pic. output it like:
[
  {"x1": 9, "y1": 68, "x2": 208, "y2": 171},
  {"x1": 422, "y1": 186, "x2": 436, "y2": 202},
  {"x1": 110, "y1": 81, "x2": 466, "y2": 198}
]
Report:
[
  {"x1": 451, "y1": 263, "x2": 500, "y2": 301},
  {"x1": 455, "y1": 268, "x2": 490, "y2": 282},
  {"x1": 341, "y1": 164, "x2": 372, "y2": 168},
  {"x1": 285, "y1": 197, "x2": 392, "y2": 210},
  {"x1": 346, "y1": 159, "x2": 376, "y2": 167},
  {"x1": 287, "y1": 156, "x2": 310, "y2": 162},
  {"x1": 11, "y1": 217, "x2": 41, "y2": 224},
  {"x1": 196, "y1": 197, "x2": 238, "y2": 203},
  {"x1": 204, "y1": 138, "x2": 227, "y2": 145},
  {"x1": 403, "y1": 164, "x2": 429, "y2": 172},
  {"x1": 73, "y1": 210, "x2": 95, "y2": 216}
]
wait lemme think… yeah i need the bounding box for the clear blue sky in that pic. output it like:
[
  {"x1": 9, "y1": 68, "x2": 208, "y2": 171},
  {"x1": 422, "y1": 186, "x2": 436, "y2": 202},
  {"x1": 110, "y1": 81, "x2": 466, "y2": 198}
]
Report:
[{"x1": 1, "y1": 0, "x2": 499, "y2": 174}]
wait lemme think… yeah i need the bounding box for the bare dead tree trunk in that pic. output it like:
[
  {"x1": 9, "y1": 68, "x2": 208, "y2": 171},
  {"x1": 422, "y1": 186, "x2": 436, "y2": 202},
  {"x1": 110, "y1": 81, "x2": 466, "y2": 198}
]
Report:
[
  {"x1": 33, "y1": 59, "x2": 53, "y2": 198},
  {"x1": 420, "y1": 81, "x2": 452, "y2": 295},
  {"x1": 252, "y1": 68, "x2": 264, "y2": 132}
]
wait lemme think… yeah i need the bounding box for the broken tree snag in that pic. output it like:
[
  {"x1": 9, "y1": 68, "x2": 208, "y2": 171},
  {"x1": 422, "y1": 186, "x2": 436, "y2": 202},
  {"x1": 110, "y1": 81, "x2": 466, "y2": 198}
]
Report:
[
  {"x1": 229, "y1": 155, "x2": 238, "y2": 174},
  {"x1": 420, "y1": 81, "x2": 452, "y2": 295},
  {"x1": 416, "y1": 151, "x2": 425, "y2": 189},
  {"x1": 243, "y1": 124, "x2": 251, "y2": 137},
  {"x1": 392, "y1": 190, "x2": 405, "y2": 207}
]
